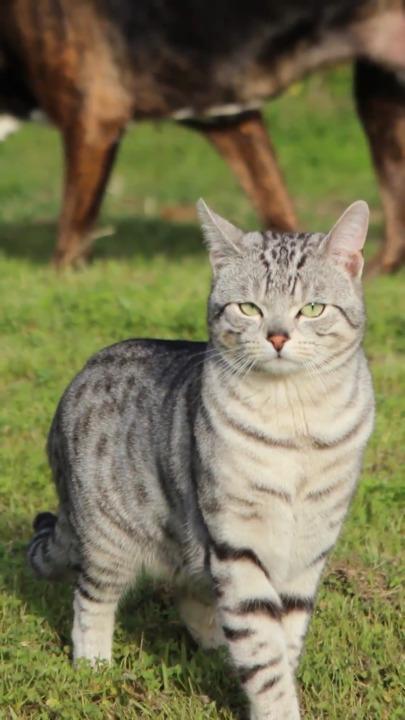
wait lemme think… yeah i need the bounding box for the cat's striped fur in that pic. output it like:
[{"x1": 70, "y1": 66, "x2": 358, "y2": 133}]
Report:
[{"x1": 28, "y1": 200, "x2": 374, "y2": 719}]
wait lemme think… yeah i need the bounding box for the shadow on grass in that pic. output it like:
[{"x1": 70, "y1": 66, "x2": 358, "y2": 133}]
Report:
[
  {"x1": 0, "y1": 215, "x2": 387, "y2": 273},
  {"x1": 8, "y1": 535, "x2": 244, "y2": 718},
  {"x1": 0, "y1": 216, "x2": 204, "y2": 265},
  {"x1": 118, "y1": 582, "x2": 246, "y2": 717}
]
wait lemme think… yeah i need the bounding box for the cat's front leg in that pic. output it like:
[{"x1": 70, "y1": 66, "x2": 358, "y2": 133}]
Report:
[
  {"x1": 279, "y1": 563, "x2": 324, "y2": 673},
  {"x1": 209, "y1": 542, "x2": 300, "y2": 720}
]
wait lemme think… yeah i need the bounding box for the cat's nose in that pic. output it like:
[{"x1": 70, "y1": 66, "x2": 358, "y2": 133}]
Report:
[{"x1": 267, "y1": 333, "x2": 289, "y2": 351}]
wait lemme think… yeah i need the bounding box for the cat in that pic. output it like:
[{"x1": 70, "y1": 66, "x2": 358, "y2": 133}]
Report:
[{"x1": 28, "y1": 199, "x2": 374, "y2": 719}]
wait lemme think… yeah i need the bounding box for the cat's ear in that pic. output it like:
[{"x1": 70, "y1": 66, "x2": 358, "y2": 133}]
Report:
[
  {"x1": 196, "y1": 199, "x2": 243, "y2": 272},
  {"x1": 326, "y1": 201, "x2": 369, "y2": 277}
]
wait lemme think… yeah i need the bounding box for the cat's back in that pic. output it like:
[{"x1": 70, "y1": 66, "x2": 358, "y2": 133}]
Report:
[
  {"x1": 48, "y1": 338, "x2": 206, "y2": 465},
  {"x1": 84, "y1": 337, "x2": 206, "y2": 382}
]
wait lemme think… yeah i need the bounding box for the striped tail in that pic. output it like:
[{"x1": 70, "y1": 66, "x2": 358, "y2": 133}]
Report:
[{"x1": 27, "y1": 511, "x2": 75, "y2": 580}]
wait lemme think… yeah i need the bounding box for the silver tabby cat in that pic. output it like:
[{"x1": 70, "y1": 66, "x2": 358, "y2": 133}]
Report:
[{"x1": 28, "y1": 199, "x2": 374, "y2": 720}]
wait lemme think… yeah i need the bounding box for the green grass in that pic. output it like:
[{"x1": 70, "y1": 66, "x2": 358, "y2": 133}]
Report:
[{"x1": 0, "y1": 68, "x2": 403, "y2": 719}]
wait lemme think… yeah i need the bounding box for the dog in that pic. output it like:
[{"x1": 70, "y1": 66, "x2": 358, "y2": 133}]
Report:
[{"x1": 1, "y1": 1, "x2": 404, "y2": 270}]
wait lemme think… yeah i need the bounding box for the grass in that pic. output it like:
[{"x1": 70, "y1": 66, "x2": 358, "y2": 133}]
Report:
[{"x1": 0, "y1": 68, "x2": 403, "y2": 719}]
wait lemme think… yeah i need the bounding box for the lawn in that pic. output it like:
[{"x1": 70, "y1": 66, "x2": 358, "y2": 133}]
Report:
[{"x1": 0, "y1": 68, "x2": 403, "y2": 719}]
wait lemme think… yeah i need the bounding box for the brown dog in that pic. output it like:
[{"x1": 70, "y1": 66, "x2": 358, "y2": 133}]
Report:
[{"x1": 1, "y1": 1, "x2": 404, "y2": 271}]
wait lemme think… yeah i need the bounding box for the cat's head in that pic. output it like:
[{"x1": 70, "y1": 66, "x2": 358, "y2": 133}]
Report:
[{"x1": 197, "y1": 199, "x2": 369, "y2": 377}]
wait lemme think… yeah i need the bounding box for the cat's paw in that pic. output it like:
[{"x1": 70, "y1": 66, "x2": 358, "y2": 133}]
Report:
[{"x1": 177, "y1": 595, "x2": 225, "y2": 650}]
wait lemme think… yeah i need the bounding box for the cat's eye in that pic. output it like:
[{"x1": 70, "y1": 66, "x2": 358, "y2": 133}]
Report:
[
  {"x1": 300, "y1": 303, "x2": 325, "y2": 318},
  {"x1": 239, "y1": 302, "x2": 262, "y2": 317}
]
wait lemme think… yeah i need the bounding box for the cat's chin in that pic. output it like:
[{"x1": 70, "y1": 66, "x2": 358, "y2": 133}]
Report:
[{"x1": 257, "y1": 356, "x2": 303, "y2": 376}]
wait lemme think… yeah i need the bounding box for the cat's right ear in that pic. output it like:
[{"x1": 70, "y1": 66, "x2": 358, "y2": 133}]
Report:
[
  {"x1": 196, "y1": 199, "x2": 243, "y2": 274},
  {"x1": 326, "y1": 200, "x2": 370, "y2": 278}
]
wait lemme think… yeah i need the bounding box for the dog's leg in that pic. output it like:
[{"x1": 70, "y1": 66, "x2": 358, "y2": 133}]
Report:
[
  {"x1": 354, "y1": 60, "x2": 405, "y2": 274},
  {"x1": 186, "y1": 111, "x2": 297, "y2": 232},
  {"x1": 53, "y1": 120, "x2": 124, "y2": 269}
]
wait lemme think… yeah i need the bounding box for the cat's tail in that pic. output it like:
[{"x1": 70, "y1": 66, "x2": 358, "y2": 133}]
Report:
[{"x1": 27, "y1": 511, "x2": 78, "y2": 581}]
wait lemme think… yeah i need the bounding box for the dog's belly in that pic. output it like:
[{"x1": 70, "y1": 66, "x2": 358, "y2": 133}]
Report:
[
  {"x1": 128, "y1": 7, "x2": 405, "y2": 121},
  {"x1": 130, "y1": 32, "x2": 355, "y2": 121}
]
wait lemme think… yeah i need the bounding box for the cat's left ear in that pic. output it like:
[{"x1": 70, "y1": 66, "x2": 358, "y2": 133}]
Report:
[
  {"x1": 196, "y1": 198, "x2": 243, "y2": 273},
  {"x1": 326, "y1": 201, "x2": 369, "y2": 278}
]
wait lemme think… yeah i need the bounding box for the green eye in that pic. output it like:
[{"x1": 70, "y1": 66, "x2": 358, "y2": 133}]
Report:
[
  {"x1": 239, "y1": 302, "x2": 261, "y2": 317},
  {"x1": 300, "y1": 302, "x2": 325, "y2": 318}
]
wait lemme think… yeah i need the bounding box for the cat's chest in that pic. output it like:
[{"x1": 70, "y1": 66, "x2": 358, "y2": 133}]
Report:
[
  {"x1": 200, "y1": 378, "x2": 367, "y2": 516},
  {"x1": 207, "y1": 381, "x2": 352, "y2": 466}
]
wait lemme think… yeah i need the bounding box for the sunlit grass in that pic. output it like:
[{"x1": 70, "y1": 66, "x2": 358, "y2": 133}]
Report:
[{"x1": 0, "y1": 69, "x2": 403, "y2": 719}]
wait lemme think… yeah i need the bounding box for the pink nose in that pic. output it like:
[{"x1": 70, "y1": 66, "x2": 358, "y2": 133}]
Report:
[{"x1": 267, "y1": 333, "x2": 289, "y2": 351}]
